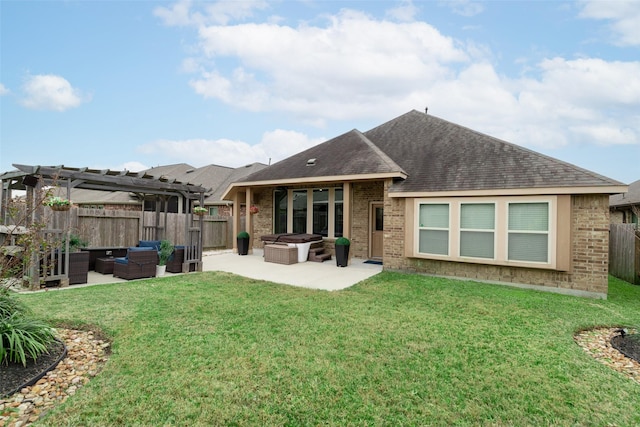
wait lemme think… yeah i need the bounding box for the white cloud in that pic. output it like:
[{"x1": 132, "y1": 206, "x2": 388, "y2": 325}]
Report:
[
  {"x1": 137, "y1": 130, "x2": 325, "y2": 168},
  {"x1": 442, "y1": 0, "x2": 484, "y2": 17},
  {"x1": 164, "y1": 2, "x2": 639, "y2": 152},
  {"x1": 190, "y1": 9, "x2": 468, "y2": 122},
  {"x1": 20, "y1": 74, "x2": 87, "y2": 111},
  {"x1": 428, "y1": 58, "x2": 640, "y2": 149},
  {"x1": 119, "y1": 161, "x2": 150, "y2": 172},
  {"x1": 579, "y1": 0, "x2": 640, "y2": 46},
  {"x1": 154, "y1": 0, "x2": 268, "y2": 27},
  {"x1": 386, "y1": 0, "x2": 419, "y2": 22},
  {"x1": 0, "y1": 83, "x2": 9, "y2": 96},
  {"x1": 154, "y1": 0, "x2": 198, "y2": 27}
]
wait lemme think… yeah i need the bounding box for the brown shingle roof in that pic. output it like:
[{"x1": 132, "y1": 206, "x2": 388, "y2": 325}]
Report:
[
  {"x1": 363, "y1": 110, "x2": 623, "y2": 193},
  {"x1": 610, "y1": 179, "x2": 640, "y2": 207},
  {"x1": 225, "y1": 109, "x2": 626, "y2": 197},
  {"x1": 237, "y1": 129, "x2": 405, "y2": 182}
]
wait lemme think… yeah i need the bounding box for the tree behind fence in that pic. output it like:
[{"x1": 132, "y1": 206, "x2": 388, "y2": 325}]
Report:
[
  {"x1": 609, "y1": 224, "x2": 640, "y2": 285},
  {"x1": 48, "y1": 208, "x2": 234, "y2": 250}
]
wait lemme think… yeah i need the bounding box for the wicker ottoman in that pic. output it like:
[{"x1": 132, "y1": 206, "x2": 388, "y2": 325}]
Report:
[
  {"x1": 264, "y1": 244, "x2": 298, "y2": 265},
  {"x1": 95, "y1": 257, "x2": 115, "y2": 274}
]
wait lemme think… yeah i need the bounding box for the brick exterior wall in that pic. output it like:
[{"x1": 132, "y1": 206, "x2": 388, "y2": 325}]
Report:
[
  {"x1": 246, "y1": 181, "x2": 610, "y2": 296},
  {"x1": 350, "y1": 181, "x2": 384, "y2": 258},
  {"x1": 384, "y1": 192, "x2": 611, "y2": 297},
  {"x1": 252, "y1": 188, "x2": 274, "y2": 247}
]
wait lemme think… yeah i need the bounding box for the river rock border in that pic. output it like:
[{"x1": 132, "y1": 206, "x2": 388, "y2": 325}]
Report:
[
  {"x1": 0, "y1": 329, "x2": 110, "y2": 427},
  {"x1": 574, "y1": 327, "x2": 640, "y2": 384}
]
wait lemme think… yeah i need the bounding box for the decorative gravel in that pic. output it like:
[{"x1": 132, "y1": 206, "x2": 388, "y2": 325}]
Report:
[
  {"x1": 574, "y1": 327, "x2": 640, "y2": 384},
  {"x1": 0, "y1": 329, "x2": 110, "y2": 427}
]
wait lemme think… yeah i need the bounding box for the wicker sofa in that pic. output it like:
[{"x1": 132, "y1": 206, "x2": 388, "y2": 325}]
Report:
[{"x1": 113, "y1": 247, "x2": 158, "y2": 280}]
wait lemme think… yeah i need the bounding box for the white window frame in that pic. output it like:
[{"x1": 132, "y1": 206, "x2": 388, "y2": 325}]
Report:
[
  {"x1": 506, "y1": 201, "x2": 551, "y2": 265},
  {"x1": 417, "y1": 203, "x2": 451, "y2": 256},
  {"x1": 459, "y1": 202, "x2": 496, "y2": 260}
]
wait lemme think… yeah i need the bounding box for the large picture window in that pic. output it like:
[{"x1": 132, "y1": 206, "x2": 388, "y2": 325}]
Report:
[
  {"x1": 419, "y1": 204, "x2": 449, "y2": 255},
  {"x1": 508, "y1": 202, "x2": 549, "y2": 263},
  {"x1": 275, "y1": 187, "x2": 344, "y2": 238},
  {"x1": 414, "y1": 197, "x2": 557, "y2": 268},
  {"x1": 460, "y1": 203, "x2": 495, "y2": 259}
]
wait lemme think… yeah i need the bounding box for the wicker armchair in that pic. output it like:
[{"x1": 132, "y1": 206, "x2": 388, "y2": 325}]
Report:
[
  {"x1": 113, "y1": 247, "x2": 158, "y2": 280},
  {"x1": 166, "y1": 246, "x2": 197, "y2": 273}
]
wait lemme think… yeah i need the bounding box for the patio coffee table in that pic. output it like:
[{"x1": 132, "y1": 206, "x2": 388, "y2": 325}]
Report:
[{"x1": 95, "y1": 257, "x2": 115, "y2": 275}]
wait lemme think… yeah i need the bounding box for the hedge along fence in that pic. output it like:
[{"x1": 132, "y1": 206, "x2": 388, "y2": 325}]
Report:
[{"x1": 45, "y1": 208, "x2": 237, "y2": 250}]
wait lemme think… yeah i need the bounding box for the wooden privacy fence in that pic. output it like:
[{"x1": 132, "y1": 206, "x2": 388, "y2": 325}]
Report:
[
  {"x1": 609, "y1": 224, "x2": 640, "y2": 285},
  {"x1": 48, "y1": 208, "x2": 235, "y2": 250}
]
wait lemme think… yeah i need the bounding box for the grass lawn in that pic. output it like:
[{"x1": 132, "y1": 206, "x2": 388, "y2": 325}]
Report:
[{"x1": 17, "y1": 272, "x2": 640, "y2": 426}]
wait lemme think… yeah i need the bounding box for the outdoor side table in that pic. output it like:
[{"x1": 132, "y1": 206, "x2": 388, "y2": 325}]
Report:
[{"x1": 95, "y1": 257, "x2": 115, "y2": 274}]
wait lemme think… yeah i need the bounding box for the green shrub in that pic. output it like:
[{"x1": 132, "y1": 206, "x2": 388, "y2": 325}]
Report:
[
  {"x1": 1, "y1": 288, "x2": 56, "y2": 366},
  {"x1": 158, "y1": 240, "x2": 174, "y2": 266},
  {"x1": 0, "y1": 314, "x2": 56, "y2": 366},
  {"x1": 0, "y1": 288, "x2": 26, "y2": 319},
  {"x1": 237, "y1": 231, "x2": 250, "y2": 239},
  {"x1": 335, "y1": 237, "x2": 350, "y2": 246}
]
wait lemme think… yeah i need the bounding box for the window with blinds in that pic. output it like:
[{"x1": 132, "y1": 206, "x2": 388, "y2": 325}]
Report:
[
  {"x1": 508, "y1": 202, "x2": 549, "y2": 263},
  {"x1": 460, "y1": 203, "x2": 495, "y2": 259},
  {"x1": 418, "y1": 203, "x2": 450, "y2": 255}
]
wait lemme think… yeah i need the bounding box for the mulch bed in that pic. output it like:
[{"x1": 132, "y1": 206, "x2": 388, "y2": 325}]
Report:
[
  {"x1": 0, "y1": 340, "x2": 67, "y2": 397},
  {"x1": 611, "y1": 333, "x2": 640, "y2": 363}
]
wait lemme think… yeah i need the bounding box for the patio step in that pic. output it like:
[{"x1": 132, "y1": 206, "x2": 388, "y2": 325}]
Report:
[{"x1": 308, "y1": 246, "x2": 332, "y2": 263}]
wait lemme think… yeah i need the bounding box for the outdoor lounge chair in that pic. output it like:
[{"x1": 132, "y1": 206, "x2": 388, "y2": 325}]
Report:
[
  {"x1": 165, "y1": 246, "x2": 197, "y2": 273},
  {"x1": 113, "y1": 247, "x2": 158, "y2": 280}
]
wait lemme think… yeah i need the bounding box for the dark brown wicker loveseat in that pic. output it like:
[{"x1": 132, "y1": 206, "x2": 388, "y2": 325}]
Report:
[{"x1": 113, "y1": 247, "x2": 158, "y2": 280}]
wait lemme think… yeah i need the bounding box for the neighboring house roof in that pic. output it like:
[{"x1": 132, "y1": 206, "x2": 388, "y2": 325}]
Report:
[
  {"x1": 228, "y1": 110, "x2": 624, "y2": 197},
  {"x1": 610, "y1": 179, "x2": 640, "y2": 208},
  {"x1": 144, "y1": 163, "x2": 195, "y2": 179},
  {"x1": 149, "y1": 162, "x2": 269, "y2": 204},
  {"x1": 58, "y1": 188, "x2": 140, "y2": 205},
  {"x1": 65, "y1": 162, "x2": 268, "y2": 205},
  {"x1": 206, "y1": 163, "x2": 268, "y2": 204}
]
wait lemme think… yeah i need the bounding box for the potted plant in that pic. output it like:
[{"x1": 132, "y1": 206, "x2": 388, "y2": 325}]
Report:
[
  {"x1": 237, "y1": 231, "x2": 250, "y2": 256},
  {"x1": 156, "y1": 240, "x2": 174, "y2": 276},
  {"x1": 44, "y1": 196, "x2": 71, "y2": 211},
  {"x1": 335, "y1": 237, "x2": 350, "y2": 267},
  {"x1": 249, "y1": 205, "x2": 259, "y2": 215},
  {"x1": 193, "y1": 207, "x2": 207, "y2": 216}
]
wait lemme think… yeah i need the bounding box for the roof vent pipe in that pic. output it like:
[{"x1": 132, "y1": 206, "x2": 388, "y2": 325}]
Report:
[{"x1": 425, "y1": 106, "x2": 428, "y2": 114}]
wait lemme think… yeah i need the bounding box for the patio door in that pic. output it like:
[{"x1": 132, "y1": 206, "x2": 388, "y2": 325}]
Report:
[{"x1": 370, "y1": 203, "x2": 383, "y2": 260}]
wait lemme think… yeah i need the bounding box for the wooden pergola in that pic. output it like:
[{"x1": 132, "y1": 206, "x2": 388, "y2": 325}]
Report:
[{"x1": 0, "y1": 164, "x2": 208, "y2": 288}]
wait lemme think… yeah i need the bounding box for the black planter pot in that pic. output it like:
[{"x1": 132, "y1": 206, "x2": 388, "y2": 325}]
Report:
[
  {"x1": 335, "y1": 244, "x2": 350, "y2": 267},
  {"x1": 237, "y1": 237, "x2": 250, "y2": 255}
]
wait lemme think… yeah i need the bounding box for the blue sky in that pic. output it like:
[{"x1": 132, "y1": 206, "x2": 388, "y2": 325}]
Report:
[{"x1": 1, "y1": 0, "x2": 638, "y2": 184}]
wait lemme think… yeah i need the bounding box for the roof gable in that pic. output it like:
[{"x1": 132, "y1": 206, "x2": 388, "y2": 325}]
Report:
[{"x1": 238, "y1": 129, "x2": 405, "y2": 183}]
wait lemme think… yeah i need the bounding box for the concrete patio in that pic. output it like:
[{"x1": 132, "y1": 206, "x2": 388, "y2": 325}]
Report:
[{"x1": 78, "y1": 249, "x2": 382, "y2": 291}]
